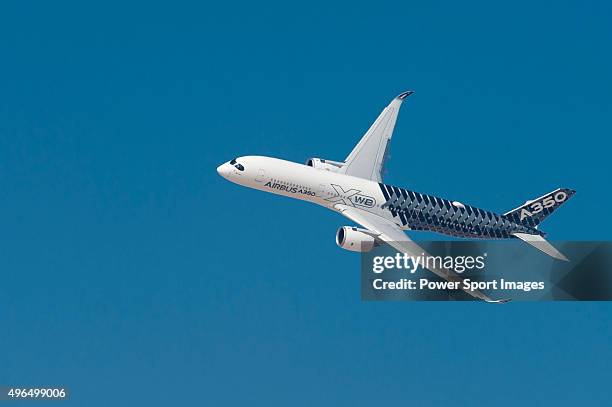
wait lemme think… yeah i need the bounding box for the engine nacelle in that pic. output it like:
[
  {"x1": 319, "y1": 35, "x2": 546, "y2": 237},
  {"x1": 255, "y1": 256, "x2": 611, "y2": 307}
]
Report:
[
  {"x1": 305, "y1": 157, "x2": 344, "y2": 172},
  {"x1": 336, "y1": 226, "x2": 377, "y2": 252}
]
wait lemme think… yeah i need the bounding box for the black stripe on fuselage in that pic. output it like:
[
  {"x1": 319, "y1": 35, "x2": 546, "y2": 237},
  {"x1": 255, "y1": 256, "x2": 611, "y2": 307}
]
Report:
[
  {"x1": 377, "y1": 183, "x2": 541, "y2": 238},
  {"x1": 392, "y1": 186, "x2": 407, "y2": 225},
  {"x1": 378, "y1": 183, "x2": 389, "y2": 201}
]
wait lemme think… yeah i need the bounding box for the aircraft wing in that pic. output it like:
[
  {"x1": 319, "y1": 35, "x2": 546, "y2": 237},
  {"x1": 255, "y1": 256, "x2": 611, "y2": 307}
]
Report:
[
  {"x1": 341, "y1": 91, "x2": 413, "y2": 182},
  {"x1": 335, "y1": 204, "x2": 510, "y2": 303}
]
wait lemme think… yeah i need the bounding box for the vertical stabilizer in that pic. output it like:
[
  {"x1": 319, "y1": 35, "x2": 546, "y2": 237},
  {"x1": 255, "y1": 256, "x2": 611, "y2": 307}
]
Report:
[{"x1": 504, "y1": 188, "x2": 576, "y2": 228}]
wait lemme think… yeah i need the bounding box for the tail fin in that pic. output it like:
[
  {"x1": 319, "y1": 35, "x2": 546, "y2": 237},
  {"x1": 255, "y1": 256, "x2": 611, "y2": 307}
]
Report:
[{"x1": 504, "y1": 188, "x2": 576, "y2": 228}]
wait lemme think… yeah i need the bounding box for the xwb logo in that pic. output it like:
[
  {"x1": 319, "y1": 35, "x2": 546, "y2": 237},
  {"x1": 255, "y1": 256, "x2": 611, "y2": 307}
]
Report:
[{"x1": 325, "y1": 184, "x2": 376, "y2": 208}]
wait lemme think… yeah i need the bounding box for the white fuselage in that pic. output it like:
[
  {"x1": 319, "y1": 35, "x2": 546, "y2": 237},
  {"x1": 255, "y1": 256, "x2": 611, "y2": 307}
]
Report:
[
  {"x1": 217, "y1": 155, "x2": 539, "y2": 240},
  {"x1": 217, "y1": 155, "x2": 397, "y2": 226}
]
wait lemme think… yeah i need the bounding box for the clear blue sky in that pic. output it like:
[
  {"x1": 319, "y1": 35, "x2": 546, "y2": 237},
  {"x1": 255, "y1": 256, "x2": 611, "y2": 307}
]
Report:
[{"x1": 1, "y1": 1, "x2": 611, "y2": 405}]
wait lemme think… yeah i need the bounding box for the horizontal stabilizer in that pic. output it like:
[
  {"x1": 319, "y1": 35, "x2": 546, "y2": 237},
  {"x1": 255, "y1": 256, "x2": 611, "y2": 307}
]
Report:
[{"x1": 513, "y1": 233, "x2": 568, "y2": 261}]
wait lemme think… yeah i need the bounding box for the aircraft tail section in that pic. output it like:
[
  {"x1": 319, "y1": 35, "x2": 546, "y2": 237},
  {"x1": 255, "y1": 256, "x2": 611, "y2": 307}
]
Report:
[
  {"x1": 513, "y1": 233, "x2": 568, "y2": 261},
  {"x1": 504, "y1": 188, "x2": 576, "y2": 228}
]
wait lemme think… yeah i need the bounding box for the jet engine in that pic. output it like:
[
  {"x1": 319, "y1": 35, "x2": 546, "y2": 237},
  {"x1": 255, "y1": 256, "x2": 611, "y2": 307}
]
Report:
[
  {"x1": 336, "y1": 226, "x2": 377, "y2": 252},
  {"x1": 305, "y1": 158, "x2": 344, "y2": 172}
]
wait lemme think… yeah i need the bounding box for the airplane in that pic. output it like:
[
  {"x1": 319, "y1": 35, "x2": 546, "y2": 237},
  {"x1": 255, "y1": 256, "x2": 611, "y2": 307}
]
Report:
[{"x1": 217, "y1": 91, "x2": 575, "y2": 302}]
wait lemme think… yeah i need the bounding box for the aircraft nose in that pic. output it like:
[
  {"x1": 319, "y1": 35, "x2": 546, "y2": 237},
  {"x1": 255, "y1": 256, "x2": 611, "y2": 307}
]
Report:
[{"x1": 217, "y1": 163, "x2": 231, "y2": 178}]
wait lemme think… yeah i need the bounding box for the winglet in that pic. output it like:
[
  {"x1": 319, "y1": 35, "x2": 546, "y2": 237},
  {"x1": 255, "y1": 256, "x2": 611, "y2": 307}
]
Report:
[{"x1": 396, "y1": 91, "x2": 414, "y2": 100}]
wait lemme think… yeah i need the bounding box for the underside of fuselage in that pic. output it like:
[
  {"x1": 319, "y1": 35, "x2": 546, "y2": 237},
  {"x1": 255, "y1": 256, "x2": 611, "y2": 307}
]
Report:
[{"x1": 378, "y1": 183, "x2": 540, "y2": 239}]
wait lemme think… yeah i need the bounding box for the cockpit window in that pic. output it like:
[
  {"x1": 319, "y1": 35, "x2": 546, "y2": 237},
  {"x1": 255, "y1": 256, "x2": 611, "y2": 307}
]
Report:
[{"x1": 229, "y1": 157, "x2": 244, "y2": 171}]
